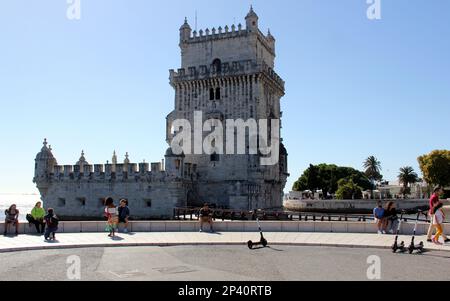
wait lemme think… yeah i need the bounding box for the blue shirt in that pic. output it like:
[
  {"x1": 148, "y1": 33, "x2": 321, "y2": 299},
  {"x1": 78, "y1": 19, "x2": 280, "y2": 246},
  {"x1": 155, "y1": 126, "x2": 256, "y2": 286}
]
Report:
[{"x1": 373, "y1": 207, "x2": 385, "y2": 219}]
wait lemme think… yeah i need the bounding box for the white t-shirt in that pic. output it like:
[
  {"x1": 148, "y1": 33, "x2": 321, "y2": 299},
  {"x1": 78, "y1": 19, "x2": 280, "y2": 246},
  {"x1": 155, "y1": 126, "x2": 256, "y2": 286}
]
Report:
[{"x1": 433, "y1": 210, "x2": 444, "y2": 225}]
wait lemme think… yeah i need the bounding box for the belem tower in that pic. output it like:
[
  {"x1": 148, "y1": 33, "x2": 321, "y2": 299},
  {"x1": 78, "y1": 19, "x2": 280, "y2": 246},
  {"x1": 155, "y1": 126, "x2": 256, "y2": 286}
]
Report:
[{"x1": 33, "y1": 7, "x2": 289, "y2": 220}]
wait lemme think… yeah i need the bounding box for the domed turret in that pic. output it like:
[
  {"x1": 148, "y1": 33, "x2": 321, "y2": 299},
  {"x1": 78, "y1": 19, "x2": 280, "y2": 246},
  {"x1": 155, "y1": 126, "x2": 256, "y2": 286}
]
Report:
[
  {"x1": 124, "y1": 152, "x2": 130, "y2": 164},
  {"x1": 34, "y1": 139, "x2": 58, "y2": 192},
  {"x1": 179, "y1": 17, "x2": 192, "y2": 44},
  {"x1": 245, "y1": 5, "x2": 259, "y2": 32},
  {"x1": 76, "y1": 150, "x2": 89, "y2": 166}
]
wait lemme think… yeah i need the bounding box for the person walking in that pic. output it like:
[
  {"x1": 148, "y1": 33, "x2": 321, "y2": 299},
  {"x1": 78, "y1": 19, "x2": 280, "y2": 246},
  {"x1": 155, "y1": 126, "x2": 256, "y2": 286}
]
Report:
[
  {"x1": 27, "y1": 202, "x2": 46, "y2": 234},
  {"x1": 104, "y1": 197, "x2": 118, "y2": 238},
  {"x1": 432, "y1": 203, "x2": 446, "y2": 245},
  {"x1": 4, "y1": 204, "x2": 20, "y2": 236},
  {"x1": 427, "y1": 186, "x2": 449, "y2": 243}
]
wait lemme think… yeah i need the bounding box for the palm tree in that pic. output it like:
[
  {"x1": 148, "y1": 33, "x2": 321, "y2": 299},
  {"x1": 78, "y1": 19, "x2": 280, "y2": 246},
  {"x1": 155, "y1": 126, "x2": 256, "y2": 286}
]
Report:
[
  {"x1": 363, "y1": 156, "x2": 382, "y2": 181},
  {"x1": 363, "y1": 156, "x2": 382, "y2": 198},
  {"x1": 398, "y1": 166, "x2": 419, "y2": 198}
]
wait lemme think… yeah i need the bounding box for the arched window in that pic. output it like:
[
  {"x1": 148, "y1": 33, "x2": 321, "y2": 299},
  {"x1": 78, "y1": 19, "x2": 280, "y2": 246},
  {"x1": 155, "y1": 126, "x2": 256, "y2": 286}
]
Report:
[
  {"x1": 215, "y1": 87, "x2": 221, "y2": 100},
  {"x1": 209, "y1": 88, "x2": 215, "y2": 100},
  {"x1": 212, "y1": 58, "x2": 222, "y2": 73}
]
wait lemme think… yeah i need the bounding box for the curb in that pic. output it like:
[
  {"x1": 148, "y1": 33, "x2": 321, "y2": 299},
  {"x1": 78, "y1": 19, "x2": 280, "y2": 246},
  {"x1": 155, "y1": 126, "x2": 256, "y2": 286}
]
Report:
[{"x1": 0, "y1": 241, "x2": 431, "y2": 254}]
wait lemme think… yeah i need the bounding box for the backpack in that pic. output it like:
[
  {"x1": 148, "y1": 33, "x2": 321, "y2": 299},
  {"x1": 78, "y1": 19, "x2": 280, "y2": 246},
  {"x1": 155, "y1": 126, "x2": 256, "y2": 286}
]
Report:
[{"x1": 48, "y1": 215, "x2": 59, "y2": 227}]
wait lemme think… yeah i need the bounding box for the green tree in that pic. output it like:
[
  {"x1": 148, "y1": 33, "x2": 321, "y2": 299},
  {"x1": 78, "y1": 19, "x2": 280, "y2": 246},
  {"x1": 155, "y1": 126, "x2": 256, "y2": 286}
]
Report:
[
  {"x1": 292, "y1": 164, "x2": 371, "y2": 196},
  {"x1": 418, "y1": 150, "x2": 450, "y2": 186},
  {"x1": 398, "y1": 166, "x2": 419, "y2": 198},
  {"x1": 335, "y1": 179, "x2": 363, "y2": 200}
]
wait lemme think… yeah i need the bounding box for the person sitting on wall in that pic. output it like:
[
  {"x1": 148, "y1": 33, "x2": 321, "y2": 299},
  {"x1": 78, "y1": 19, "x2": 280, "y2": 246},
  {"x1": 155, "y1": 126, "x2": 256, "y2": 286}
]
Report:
[
  {"x1": 26, "y1": 202, "x2": 46, "y2": 234},
  {"x1": 383, "y1": 201, "x2": 398, "y2": 234},
  {"x1": 4, "y1": 204, "x2": 20, "y2": 236},
  {"x1": 118, "y1": 199, "x2": 130, "y2": 233},
  {"x1": 44, "y1": 208, "x2": 59, "y2": 241},
  {"x1": 373, "y1": 201, "x2": 386, "y2": 235},
  {"x1": 199, "y1": 203, "x2": 214, "y2": 233}
]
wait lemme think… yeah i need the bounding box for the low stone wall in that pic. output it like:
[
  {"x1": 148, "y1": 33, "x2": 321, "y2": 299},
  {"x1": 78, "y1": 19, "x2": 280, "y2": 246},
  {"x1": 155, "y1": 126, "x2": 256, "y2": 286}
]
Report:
[{"x1": 2, "y1": 221, "x2": 448, "y2": 236}]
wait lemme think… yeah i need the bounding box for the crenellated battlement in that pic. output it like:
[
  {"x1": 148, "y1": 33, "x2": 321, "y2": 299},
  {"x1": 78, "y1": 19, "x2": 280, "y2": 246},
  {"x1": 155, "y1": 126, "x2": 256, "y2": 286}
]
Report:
[
  {"x1": 169, "y1": 59, "x2": 284, "y2": 90},
  {"x1": 185, "y1": 25, "x2": 274, "y2": 53},
  {"x1": 48, "y1": 162, "x2": 165, "y2": 183}
]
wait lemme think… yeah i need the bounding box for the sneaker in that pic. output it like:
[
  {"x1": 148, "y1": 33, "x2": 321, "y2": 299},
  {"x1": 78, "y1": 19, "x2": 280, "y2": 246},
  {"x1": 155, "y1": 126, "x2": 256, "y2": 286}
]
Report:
[
  {"x1": 445, "y1": 238, "x2": 450, "y2": 243},
  {"x1": 377, "y1": 230, "x2": 382, "y2": 234},
  {"x1": 433, "y1": 238, "x2": 443, "y2": 245},
  {"x1": 123, "y1": 229, "x2": 128, "y2": 233},
  {"x1": 389, "y1": 230, "x2": 394, "y2": 234},
  {"x1": 382, "y1": 230, "x2": 386, "y2": 234},
  {"x1": 199, "y1": 229, "x2": 203, "y2": 233},
  {"x1": 427, "y1": 239, "x2": 433, "y2": 243}
]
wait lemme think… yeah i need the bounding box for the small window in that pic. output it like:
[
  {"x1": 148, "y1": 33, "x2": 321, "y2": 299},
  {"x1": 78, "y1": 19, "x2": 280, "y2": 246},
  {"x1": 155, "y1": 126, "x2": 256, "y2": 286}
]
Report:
[
  {"x1": 77, "y1": 197, "x2": 86, "y2": 207},
  {"x1": 215, "y1": 88, "x2": 221, "y2": 100},
  {"x1": 209, "y1": 88, "x2": 215, "y2": 100},
  {"x1": 144, "y1": 199, "x2": 152, "y2": 208},
  {"x1": 58, "y1": 198, "x2": 66, "y2": 207},
  {"x1": 212, "y1": 58, "x2": 222, "y2": 72}
]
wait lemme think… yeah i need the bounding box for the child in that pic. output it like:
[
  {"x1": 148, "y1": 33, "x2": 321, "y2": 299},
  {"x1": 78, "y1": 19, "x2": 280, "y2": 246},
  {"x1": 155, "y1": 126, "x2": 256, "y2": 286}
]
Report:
[
  {"x1": 44, "y1": 208, "x2": 59, "y2": 241},
  {"x1": 432, "y1": 203, "x2": 446, "y2": 245},
  {"x1": 104, "y1": 197, "x2": 118, "y2": 238},
  {"x1": 118, "y1": 199, "x2": 130, "y2": 233}
]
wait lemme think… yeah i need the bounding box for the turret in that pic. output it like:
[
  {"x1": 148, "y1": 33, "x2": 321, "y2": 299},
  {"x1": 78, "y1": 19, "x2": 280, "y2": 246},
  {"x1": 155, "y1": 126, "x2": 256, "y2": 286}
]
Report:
[
  {"x1": 179, "y1": 17, "x2": 192, "y2": 45},
  {"x1": 165, "y1": 148, "x2": 184, "y2": 178},
  {"x1": 76, "y1": 150, "x2": 88, "y2": 169},
  {"x1": 33, "y1": 139, "x2": 58, "y2": 194},
  {"x1": 245, "y1": 5, "x2": 259, "y2": 32},
  {"x1": 267, "y1": 29, "x2": 275, "y2": 52}
]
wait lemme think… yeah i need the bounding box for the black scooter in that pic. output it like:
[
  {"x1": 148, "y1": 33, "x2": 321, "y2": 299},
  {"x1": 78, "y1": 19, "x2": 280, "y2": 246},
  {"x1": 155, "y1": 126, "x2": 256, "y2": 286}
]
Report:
[
  {"x1": 392, "y1": 211, "x2": 406, "y2": 253},
  {"x1": 408, "y1": 210, "x2": 425, "y2": 254},
  {"x1": 247, "y1": 218, "x2": 268, "y2": 249}
]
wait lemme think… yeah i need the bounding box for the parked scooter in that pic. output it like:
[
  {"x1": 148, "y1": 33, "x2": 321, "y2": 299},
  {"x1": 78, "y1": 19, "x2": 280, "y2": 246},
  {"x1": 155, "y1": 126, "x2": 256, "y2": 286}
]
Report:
[
  {"x1": 392, "y1": 210, "x2": 407, "y2": 253},
  {"x1": 247, "y1": 218, "x2": 268, "y2": 249},
  {"x1": 408, "y1": 210, "x2": 425, "y2": 254}
]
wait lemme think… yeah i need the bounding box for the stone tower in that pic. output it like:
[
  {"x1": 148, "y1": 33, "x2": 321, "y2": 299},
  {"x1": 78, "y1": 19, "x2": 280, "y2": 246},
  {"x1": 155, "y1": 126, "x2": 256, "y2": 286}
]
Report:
[
  {"x1": 33, "y1": 139, "x2": 58, "y2": 196},
  {"x1": 167, "y1": 7, "x2": 289, "y2": 210}
]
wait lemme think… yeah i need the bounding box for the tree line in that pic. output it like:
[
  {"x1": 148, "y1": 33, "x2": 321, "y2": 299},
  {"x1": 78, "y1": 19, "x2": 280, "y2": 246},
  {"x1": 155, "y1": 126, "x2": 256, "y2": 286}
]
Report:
[{"x1": 292, "y1": 150, "x2": 450, "y2": 200}]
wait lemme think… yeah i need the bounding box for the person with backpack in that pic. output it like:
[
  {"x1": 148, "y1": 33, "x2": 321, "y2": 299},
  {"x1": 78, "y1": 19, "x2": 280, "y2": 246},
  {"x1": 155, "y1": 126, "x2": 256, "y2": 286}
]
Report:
[{"x1": 44, "y1": 208, "x2": 59, "y2": 241}]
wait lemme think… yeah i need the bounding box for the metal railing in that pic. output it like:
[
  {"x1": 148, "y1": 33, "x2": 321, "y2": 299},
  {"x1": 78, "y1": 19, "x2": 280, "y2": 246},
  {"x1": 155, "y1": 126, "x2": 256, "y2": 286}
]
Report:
[{"x1": 173, "y1": 208, "x2": 441, "y2": 223}]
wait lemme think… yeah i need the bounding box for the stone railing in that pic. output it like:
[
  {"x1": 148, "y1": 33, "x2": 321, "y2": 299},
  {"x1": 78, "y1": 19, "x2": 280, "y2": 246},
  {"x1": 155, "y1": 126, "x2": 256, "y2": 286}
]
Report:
[{"x1": 2, "y1": 220, "x2": 448, "y2": 236}]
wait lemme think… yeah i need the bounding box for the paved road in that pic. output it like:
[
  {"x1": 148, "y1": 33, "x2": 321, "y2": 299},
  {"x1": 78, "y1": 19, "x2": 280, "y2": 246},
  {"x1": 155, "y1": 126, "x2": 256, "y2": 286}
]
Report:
[{"x1": 0, "y1": 246, "x2": 449, "y2": 281}]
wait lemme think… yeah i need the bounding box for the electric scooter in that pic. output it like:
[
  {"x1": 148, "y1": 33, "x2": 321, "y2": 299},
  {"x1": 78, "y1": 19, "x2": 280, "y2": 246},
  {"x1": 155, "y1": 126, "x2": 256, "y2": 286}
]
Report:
[
  {"x1": 392, "y1": 210, "x2": 406, "y2": 253},
  {"x1": 408, "y1": 210, "x2": 425, "y2": 254},
  {"x1": 247, "y1": 218, "x2": 268, "y2": 249}
]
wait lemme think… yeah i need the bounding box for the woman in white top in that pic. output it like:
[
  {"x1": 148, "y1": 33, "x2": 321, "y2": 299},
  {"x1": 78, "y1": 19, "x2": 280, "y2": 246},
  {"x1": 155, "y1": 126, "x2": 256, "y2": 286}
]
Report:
[{"x1": 432, "y1": 203, "x2": 445, "y2": 245}]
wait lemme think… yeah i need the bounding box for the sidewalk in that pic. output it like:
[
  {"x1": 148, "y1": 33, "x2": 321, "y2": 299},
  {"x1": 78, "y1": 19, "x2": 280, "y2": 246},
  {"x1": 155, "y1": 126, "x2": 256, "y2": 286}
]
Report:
[{"x1": 1, "y1": 232, "x2": 449, "y2": 253}]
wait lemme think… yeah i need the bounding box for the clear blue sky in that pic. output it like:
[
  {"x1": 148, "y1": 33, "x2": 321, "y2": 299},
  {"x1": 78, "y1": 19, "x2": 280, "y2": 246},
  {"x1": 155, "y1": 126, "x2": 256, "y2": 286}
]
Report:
[{"x1": 0, "y1": 0, "x2": 449, "y2": 194}]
